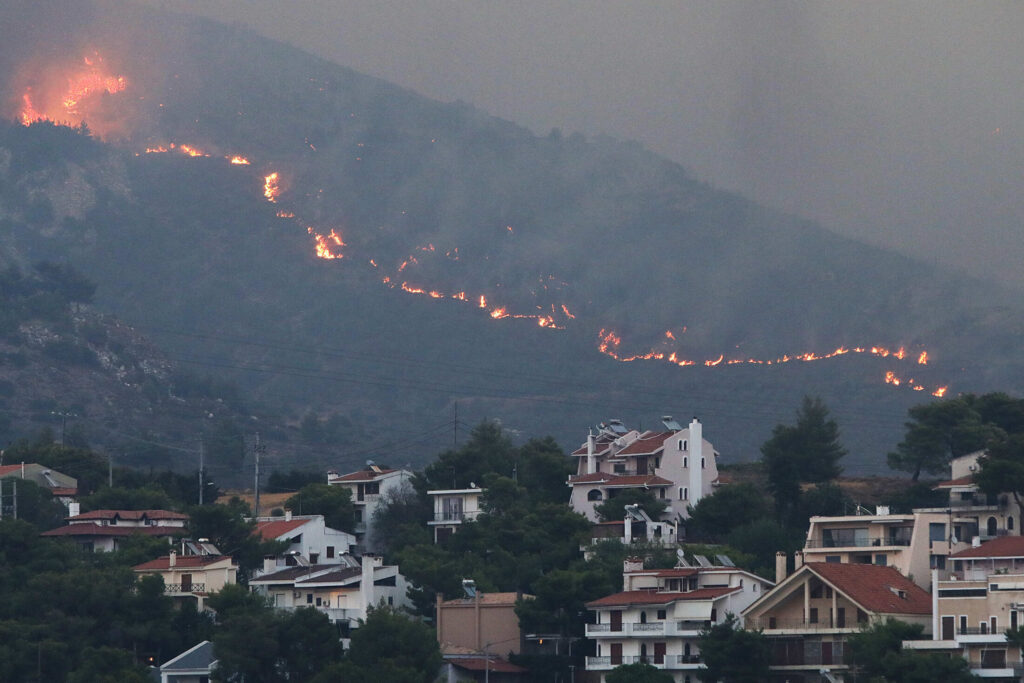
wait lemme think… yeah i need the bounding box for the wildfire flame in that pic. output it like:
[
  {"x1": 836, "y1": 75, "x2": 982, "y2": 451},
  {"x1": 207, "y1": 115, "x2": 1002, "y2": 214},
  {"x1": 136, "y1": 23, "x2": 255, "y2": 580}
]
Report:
[
  {"x1": 19, "y1": 53, "x2": 128, "y2": 131},
  {"x1": 264, "y1": 173, "x2": 280, "y2": 203},
  {"x1": 307, "y1": 227, "x2": 345, "y2": 259},
  {"x1": 597, "y1": 329, "x2": 949, "y2": 395}
]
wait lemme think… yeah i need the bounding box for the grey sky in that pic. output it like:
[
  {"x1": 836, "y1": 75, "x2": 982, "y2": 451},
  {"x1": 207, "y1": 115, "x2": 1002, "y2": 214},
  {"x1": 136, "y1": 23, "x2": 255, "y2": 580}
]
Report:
[{"x1": 144, "y1": 1, "x2": 1024, "y2": 289}]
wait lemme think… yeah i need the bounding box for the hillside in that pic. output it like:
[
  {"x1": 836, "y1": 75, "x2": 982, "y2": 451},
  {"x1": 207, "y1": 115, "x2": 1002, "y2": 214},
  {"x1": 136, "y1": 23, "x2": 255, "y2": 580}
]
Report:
[{"x1": 0, "y1": 0, "x2": 1021, "y2": 475}]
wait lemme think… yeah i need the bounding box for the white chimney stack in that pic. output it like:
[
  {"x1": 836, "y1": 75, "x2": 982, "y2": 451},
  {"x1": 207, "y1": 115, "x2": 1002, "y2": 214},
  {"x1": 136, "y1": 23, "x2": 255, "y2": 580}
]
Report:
[
  {"x1": 688, "y1": 418, "x2": 703, "y2": 507},
  {"x1": 587, "y1": 430, "x2": 596, "y2": 475},
  {"x1": 169, "y1": 551, "x2": 176, "y2": 568},
  {"x1": 284, "y1": 510, "x2": 292, "y2": 522}
]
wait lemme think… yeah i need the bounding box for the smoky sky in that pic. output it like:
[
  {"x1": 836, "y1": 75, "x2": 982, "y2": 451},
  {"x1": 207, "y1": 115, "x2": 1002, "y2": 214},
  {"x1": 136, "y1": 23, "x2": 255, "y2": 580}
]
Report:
[{"x1": 139, "y1": 1, "x2": 1024, "y2": 290}]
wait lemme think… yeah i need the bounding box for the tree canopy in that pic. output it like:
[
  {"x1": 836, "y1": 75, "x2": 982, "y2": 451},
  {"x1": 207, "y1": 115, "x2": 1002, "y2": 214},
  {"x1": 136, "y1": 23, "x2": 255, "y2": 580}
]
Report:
[{"x1": 697, "y1": 613, "x2": 771, "y2": 682}]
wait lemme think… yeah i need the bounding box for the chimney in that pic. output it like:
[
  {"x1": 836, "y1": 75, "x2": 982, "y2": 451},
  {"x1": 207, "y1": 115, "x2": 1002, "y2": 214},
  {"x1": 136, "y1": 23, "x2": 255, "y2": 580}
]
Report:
[
  {"x1": 68, "y1": 502, "x2": 80, "y2": 517},
  {"x1": 264, "y1": 556, "x2": 276, "y2": 574},
  {"x1": 359, "y1": 554, "x2": 378, "y2": 616},
  {"x1": 168, "y1": 551, "x2": 176, "y2": 568},
  {"x1": 775, "y1": 551, "x2": 787, "y2": 583},
  {"x1": 284, "y1": 510, "x2": 292, "y2": 522},
  {"x1": 623, "y1": 556, "x2": 644, "y2": 590},
  {"x1": 688, "y1": 418, "x2": 703, "y2": 506},
  {"x1": 587, "y1": 430, "x2": 596, "y2": 475},
  {"x1": 794, "y1": 551, "x2": 804, "y2": 571}
]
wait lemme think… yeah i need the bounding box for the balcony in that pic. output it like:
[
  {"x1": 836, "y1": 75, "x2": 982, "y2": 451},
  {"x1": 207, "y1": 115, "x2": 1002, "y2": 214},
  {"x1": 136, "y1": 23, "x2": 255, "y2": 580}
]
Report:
[
  {"x1": 165, "y1": 583, "x2": 206, "y2": 595},
  {"x1": 746, "y1": 617, "x2": 862, "y2": 632},
  {"x1": 805, "y1": 537, "x2": 911, "y2": 549},
  {"x1": 585, "y1": 655, "x2": 704, "y2": 671},
  {"x1": 587, "y1": 620, "x2": 713, "y2": 637},
  {"x1": 429, "y1": 510, "x2": 481, "y2": 524}
]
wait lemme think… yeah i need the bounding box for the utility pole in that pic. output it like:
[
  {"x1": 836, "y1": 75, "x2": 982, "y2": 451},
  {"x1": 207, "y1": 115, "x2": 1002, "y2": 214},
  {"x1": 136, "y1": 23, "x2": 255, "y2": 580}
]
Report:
[
  {"x1": 253, "y1": 433, "x2": 264, "y2": 519},
  {"x1": 453, "y1": 402, "x2": 458, "y2": 447},
  {"x1": 11, "y1": 479, "x2": 16, "y2": 520},
  {"x1": 108, "y1": 453, "x2": 113, "y2": 488},
  {"x1": 198, "y1": 441, "x2": 205, "y2": 505}
]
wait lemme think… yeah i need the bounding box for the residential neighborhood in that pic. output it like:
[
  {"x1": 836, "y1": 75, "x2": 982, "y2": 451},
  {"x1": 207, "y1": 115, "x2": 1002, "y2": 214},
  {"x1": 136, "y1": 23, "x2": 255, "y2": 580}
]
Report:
[{"x1": 3, "y1": 392, "x2": 1024, "y2": 682}]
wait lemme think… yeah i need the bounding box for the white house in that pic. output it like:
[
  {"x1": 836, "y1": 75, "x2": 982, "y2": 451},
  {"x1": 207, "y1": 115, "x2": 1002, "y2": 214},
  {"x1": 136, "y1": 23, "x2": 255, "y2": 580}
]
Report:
[
  {"x1": 158, "y1": 640, "x2": 217, "y2": 683},
  {"x1": 568, "y1": 417, "x2": 719, "y2": 524},
  {"x1": 327, "y1": 465, "x2": 413, "y2": 544},
  {"x1": 427, "y1": 486, "x2": 484, "y2": 543},
  {"x1": 249, "y1": 553, "x2": 411, "y2": 637},
  {"x1": 251, "y1": 512, "x2": 356, "y2": 570},
  {"x1": 584, "y1": 557, "x2": 772, "y2": 682},
  {"x1": 41, "y1": 509, "x2": 189, "y2": 552},
  {"x1": 133, "y1": 551, "x2": 238, "y2": 611}
]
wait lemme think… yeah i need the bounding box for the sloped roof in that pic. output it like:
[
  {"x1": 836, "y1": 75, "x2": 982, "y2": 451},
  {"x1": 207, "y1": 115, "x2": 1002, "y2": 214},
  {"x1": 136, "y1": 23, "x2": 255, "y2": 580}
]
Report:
[
  {"x1": 161, "y1": 640, "x2": 217, "y2": 673},
  {"x1": 571, "y1": 435, "x2": 616, "y2": 457},
  {"x1": 805, "y1": 563, "x2": 930, "y2": 614},
  {"x1": 951, "y1": 535, "x2": 1024, "y2": 559},
  {"x1": 252, "y1": 518, "x2": 309, "y2": 541},
  {"x1": 134, "y1": 555, "x2": 235, "y2": 571},
  {"x1": 329, "y1": 468, "x2": 399, "y2": 483},
  {"x1": 41, "y1": 523, "x2": 181, "y2": 538},
  {"x1": 586, "y1": 586, "x2": 739, "y2": 608},
  {"x1": 934, "y1": 475, "x2": 975, "y2": 489},
  {"x1": 71, "y1": 509, "x2": 189, "y2": 522},
  {"x1": 618, "y1": 432, "x2": 672, "y2": 455}
]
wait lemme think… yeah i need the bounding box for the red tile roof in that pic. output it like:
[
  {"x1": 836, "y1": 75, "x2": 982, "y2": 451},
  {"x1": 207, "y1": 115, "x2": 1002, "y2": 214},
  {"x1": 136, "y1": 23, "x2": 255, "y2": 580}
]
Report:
[
  {"x1": 329, "y1": 468, "x2": 398, "y2": 482},
  {"x1": 934, "y1": 475, "x2": 975, "y2": 489},
  {"x1": 805, "y1": 563, "x2": 930, "y2": 614},
  {"x1": 71, "y1": 509, "x2": 189, "y2": 521},
  {"x1": 951, "y1": 536, "x2": 1024, "y2": 559},
  {"x1": 571, "y1": 437, "x2": 616, "y2": 457},
  {"x1": 133, "y1": 555, "x2": 234, "y2": 571},
  {"x1": 586, "y1": 587, "x2": 739, "y2": 608},
  {"x1": 41, "y1": 523, "x2": 182, "y2": 538},
  {"x1": 50, "y1": 487, "x2": 78, "y2": 496},
  {"x1": 252, "y1": 518, "x2": 309, "y2": 541},
  {"x1": 618, "y1": 432, "x2": 672, "y2": 455}
]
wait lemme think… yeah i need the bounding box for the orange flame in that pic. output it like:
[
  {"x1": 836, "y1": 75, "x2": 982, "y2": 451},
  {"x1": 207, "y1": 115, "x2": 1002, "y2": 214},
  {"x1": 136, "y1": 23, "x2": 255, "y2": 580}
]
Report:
[
  {"x1": 917, "y1": 351, "x2": 928, "y2": 365},
  {"x1": 229, "y1": 155, "x2": 251, "y2": 165},
  {"x1": 264, "y1": 173, "x2": 280, "y2": 202},
  {"x1": 20, "y1": 53, "x2": 128, "y2": 130},
  {"x1": 933, "y1": 387, "x2": 948, "y2": 398}
]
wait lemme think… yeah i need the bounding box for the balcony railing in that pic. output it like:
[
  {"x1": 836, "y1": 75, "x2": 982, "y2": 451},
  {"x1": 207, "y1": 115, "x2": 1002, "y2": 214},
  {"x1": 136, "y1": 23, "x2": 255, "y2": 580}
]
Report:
[
  {"x1": 587, "y1": 620, "x2": 713, "y2": 636},
  {"x1": 586, "y1": 655, "x2": 704, "y2": 670},
  {"x1": 805, "y1": 537, "x2": 911, "y2": 549},
  {"x1": 431, "y1": 511, "x2": 481, "y2": 523},
  {"x1": 746, "y1": 617, "x2": 862, "y2": 631},
  {"x1": 165, "y1": 583, "x2": 205, "y2": 594}
]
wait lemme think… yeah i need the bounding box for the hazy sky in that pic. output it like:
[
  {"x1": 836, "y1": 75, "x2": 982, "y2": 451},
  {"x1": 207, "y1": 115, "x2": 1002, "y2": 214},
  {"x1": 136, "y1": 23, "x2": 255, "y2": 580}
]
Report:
[{"x1": 144, "y1": 1, "x2": 1024, "y2": 290}]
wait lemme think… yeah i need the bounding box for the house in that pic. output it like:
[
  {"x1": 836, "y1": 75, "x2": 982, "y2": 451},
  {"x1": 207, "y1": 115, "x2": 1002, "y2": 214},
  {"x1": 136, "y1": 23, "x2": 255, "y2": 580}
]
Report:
[
  {"x1": 41, "y1": 509, "x2": 189, "y2": 552},
  {"x1": 133, "y1": 551, "x2": 238, "y2": 611},
  {"x1": 251, "y1": 512, "x2": 356, "y2": 569},
  {"x1": 929, "y1": 450, "x2": 1021, "y2": 542},
  {"x1": 584, "y1": 557, "x2": 772, "y2": 682},
  {"x1": 428, "y1": 486, "x2": 484, "y2": 543},
  {"x1": 0, "y1": 463, "x2": 78, "y2": 510},
  {"x1": 742, "y1": 562, "x2": 931, "y2": 681},
  {"x1": 585, "y1": 505, "x2": 679, "y2": 556},
  {"x1": 157, "y1": 640, "x2": 216, "y2": 683},
  {"x1": 248, "y1": 553, "x2": 411, "y2": 636},
  {"x1": 437, "y1": 587, "x2": 532, "y2": 683},
  {"x1": 568, "y1": 417, "x2": 719, "y2": 525},
  {"x1": 801, "y1": 506, "x2": 971, "y2": 588},
  {"x1": 902, "y1": 536, "x2": 1024, "y2": 678},
  {"x1": 327, "y1": 465, "x2": 413, "y2": 544}
]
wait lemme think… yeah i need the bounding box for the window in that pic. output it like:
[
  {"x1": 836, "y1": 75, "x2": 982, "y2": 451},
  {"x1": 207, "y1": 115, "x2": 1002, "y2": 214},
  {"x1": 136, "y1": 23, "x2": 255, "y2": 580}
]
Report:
[
  {"x1": 991, "y1": 616, "x2": 998, "y2": 633},
  {"x1": 326, "y1": 546, "x2": 335, "y2": 558},
  {"x1": 825, "y1": 555, "x2": 841, "y2": 563},
  {"x1": 681, "y1": 440, "x2": 687, "y2": 451},
  {"x1": 388, "y1": 596, "x2": 394, "y2": 605},
  {"x1": 588, "y1": 489, "x2": 603, "y2": 501},
  {"x1": 811, "y1": 584, "x2": 823, "y2": 599},
  {"x1": 683, "y1": 487, "x2": 688, "y2": 500},
  {"x1": 710, "y1": 608, "x2": 717, "y2": 622},
  {"x1": 1013, "y1": 611, "x2": 1019, "y2": 630},
  {"x1": 1010, "y1": 516, "x2": 1016, "y2": 531},
  {"x1": 306, "y1": 594, "x2": 313, "y2": 604},
  {"x1": 959, "y1": 615, "x2": 967, "y2": 633},
  {"x1": 640, "y1": 611, "x2": 647, "y2": 624},
  {"x1": 929, "y1": 522, "x2": 946, "y2": 543},
  {"x1": 701, "y1": 457, "x2": 705, "y2": 469},
  {"x1": 874, "y1": 554, "x2": 887, "y2": 566},
  {"x1": 768, "y1": 617, "x2": 777, "y2": 629},
  {"x1": 809, "y1": 608, "x2": 819, "y2": 624},
  {"x1": 315, "y1": 597, "x2": 322, "y2": 606},
  {"x1": 613, "y1": 463, "x2": 626, "y2": 474},
  {"x1": 657, "y1": 609, "x2": 666, "y2": 620},
  {"x1": 683, "y1": 457, "x2": 688, "y2": 468},
  {"x1": 365, "y1": 482, "x2": 380, "y2": 495},
  {"x1": 980, "y1": 621, "x2": 988, "y2": 634},
  {"x1": 658, "y1": 488, "x2": 666, "y2": 499},
  {"x1": 310, "y1": 553, "x2": 319, "y2": 564}
]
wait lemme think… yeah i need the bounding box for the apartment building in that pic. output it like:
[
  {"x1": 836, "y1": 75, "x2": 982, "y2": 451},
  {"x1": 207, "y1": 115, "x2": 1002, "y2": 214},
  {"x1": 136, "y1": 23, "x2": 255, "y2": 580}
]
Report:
[
  {"x1": 427, "y1": 486, "x2": 483, "y2": 543},
  {"x1": 327, "y1": 465, "x2": 413, "y2": 543}
]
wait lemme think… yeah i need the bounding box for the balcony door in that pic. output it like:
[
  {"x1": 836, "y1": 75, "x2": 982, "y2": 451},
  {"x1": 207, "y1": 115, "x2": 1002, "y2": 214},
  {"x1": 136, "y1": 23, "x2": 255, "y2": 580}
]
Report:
[
  {"x1": 941, "y1": 616, "x2": 955, "y2": 640},
  {"x1": 180, "y1": 573, "x2": 192, "y2": 592},
  {"x1": 654, "y1": 642, "x2": 666, "y2": 665},
  {"x1": 610, "y1": 643, "x2": 622, "y2": 666},
  {"x1": 610, "y1": 610, "x2": 622, "y2": 632}
]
